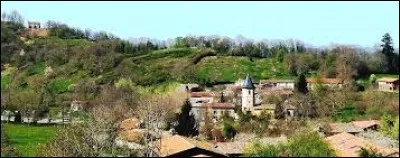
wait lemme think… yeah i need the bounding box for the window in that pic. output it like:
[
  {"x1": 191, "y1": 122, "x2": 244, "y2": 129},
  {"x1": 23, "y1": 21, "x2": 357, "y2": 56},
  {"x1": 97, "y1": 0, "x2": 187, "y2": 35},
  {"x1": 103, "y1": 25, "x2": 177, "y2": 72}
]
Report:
[{"x1": 248, "y1": 90, "x2": 251, "y2": 95}]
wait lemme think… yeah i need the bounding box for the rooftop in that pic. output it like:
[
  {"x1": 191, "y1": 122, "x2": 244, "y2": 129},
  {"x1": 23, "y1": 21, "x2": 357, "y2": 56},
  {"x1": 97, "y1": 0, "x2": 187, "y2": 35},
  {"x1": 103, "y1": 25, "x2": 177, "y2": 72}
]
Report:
[
  {"x1": 376, "y1": 77, "x2": 399, "y2": 83},
  {"x1": 242, "y1": 75, "x2": 255, "y2": 89},
  {"x1": 153, "y1": 133, "x2": 227, "y2": 157},
  {"x1": 328, "y1": 123, "x2": 364, "y2": 134},
  {"x1": 325, "y1": 132, "x2": 399, "y2": 157},
  {"x1": 351, "y1": 120, "x2": 380, "y2": 129}
]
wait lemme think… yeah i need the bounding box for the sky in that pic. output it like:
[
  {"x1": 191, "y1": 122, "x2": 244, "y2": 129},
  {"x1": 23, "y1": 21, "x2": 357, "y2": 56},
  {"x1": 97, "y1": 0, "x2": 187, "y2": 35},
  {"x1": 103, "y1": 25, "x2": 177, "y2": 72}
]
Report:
[{"x1": 1, "y1": 1, "x2": 399, "y2": 48}]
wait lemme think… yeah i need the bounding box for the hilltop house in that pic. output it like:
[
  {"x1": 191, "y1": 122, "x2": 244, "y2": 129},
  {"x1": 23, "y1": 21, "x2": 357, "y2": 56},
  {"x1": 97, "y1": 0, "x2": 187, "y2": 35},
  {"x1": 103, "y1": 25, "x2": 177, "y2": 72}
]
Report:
[
  {"x1": 306, "y1": 77, "x2": 343, "y2": 90},
  {"x1": 21, "y1": 21, "x2": 48, "y2": 38},
  {"x1": 376, "y1": 77, "x2": 399, "y2": 92}
]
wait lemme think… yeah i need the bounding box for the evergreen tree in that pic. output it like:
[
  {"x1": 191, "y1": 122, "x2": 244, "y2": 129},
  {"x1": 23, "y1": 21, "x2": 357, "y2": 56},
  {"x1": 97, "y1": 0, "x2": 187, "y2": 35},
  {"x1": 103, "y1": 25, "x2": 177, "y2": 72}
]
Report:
[
  {"x1": 176, "y1": 99, "x2": 198, "y2": 137},
  {"x1": 296, "y1": 73, "x2": 308, "y2": 94},
  {"x1": 380, "y1": 33, "x2": 396, "y2": 73}
]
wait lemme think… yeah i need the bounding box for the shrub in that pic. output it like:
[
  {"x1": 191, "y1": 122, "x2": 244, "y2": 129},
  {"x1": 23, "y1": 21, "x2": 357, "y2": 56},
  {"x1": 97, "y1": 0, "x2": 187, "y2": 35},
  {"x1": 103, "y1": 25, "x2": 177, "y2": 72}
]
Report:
[
  {"x1": 222, "y1": 122, "x2": 236, "y2": 140},
  {"x1": 357, "y1": 147, "x2": 383, "y2": 157}
]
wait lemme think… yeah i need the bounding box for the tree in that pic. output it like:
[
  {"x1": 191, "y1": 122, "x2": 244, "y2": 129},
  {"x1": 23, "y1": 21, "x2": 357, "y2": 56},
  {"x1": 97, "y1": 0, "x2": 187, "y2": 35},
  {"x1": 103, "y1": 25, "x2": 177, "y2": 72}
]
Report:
[
  {"x1": 380, "y1": 33, "x2": 396, "y2": 73},
  {"x1": 175, "y1": 99, "x2": 198, "y2": 137},
  {"x1": 201, "y1": 109, "x2": 213, "y2": 140},
  {"x1": 222, "y1": 122, "x2": 236, "y2": 141},
  {"x1": 380, "y1": 113, "x2": 393, "y2": 137},
  {"x1": 37, "y1": 104, "x2": 139, "y2": 157},
  {"x1": 296, "y1": 73, "x2": 308, "y2": 94}
]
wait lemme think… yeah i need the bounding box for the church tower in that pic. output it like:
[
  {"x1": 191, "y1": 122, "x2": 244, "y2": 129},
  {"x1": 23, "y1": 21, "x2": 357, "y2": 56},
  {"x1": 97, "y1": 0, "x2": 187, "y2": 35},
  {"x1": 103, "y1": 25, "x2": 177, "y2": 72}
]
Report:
[{"x1": 241, "y1": 75, "x2": 255, "y2": 112}]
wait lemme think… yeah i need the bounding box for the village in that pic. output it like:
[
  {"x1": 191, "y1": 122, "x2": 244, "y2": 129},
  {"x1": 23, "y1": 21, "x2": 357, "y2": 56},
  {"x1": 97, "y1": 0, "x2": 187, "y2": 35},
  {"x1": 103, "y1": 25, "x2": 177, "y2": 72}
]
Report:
[
  {"x1": 1, "y1": 74, "x2": 399, "y2": 157},
  {"x1": 107, "y1": 75, "x2": 400, "y2": 157}
]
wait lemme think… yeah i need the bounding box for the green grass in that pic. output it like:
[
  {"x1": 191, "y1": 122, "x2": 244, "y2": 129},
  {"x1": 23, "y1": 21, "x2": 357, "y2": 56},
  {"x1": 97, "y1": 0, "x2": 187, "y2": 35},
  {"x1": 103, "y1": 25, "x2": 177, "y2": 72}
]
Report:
[
  {"x1": 1, "y1": 74, "x2": 10, "y2": 90},
  {"x1": 26, "y1": 62, "x2": 45, "y2": 76},
  {"x1": 48, "y1": 79, "x2": 72, "y2": 94},
  {"x1": 2, "y1": 123, "x2": 59, "y2": 157}
]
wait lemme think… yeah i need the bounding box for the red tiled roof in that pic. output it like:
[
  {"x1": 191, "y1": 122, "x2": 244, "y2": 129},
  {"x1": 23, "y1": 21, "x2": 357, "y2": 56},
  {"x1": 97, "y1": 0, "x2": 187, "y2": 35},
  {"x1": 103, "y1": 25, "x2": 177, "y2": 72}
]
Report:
[
  {"x1": 306, "y1": 77, "x2": 343, "y2": 84},
  {"x1": 190, "y1": 92, "x2": 215, "y2": 98},
  {"x1": 202, "y1": 103, "x2": 235, "y2": 109}
]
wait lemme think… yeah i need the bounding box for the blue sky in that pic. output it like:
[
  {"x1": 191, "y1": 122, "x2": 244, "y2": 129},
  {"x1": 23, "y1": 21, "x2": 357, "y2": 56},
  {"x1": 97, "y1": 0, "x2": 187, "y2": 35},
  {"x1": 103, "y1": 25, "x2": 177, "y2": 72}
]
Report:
[{"x1": 1, "y1": 1, "x2": 399, "y2": 48}]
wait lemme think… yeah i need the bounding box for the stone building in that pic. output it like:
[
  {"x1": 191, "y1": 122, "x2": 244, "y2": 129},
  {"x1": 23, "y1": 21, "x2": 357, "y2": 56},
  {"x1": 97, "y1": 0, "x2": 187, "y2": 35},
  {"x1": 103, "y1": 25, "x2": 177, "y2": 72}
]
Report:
[{"x1": 376, "y1": 77, "x2": 399, "y2": 92}]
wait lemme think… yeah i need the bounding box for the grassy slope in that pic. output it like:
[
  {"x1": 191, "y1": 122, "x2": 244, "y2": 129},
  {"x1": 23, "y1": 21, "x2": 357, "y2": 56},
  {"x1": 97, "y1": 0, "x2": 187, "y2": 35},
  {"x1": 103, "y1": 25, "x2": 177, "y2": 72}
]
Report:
[
  {"x1": 196, "y1": 56, "x2": 293, "y2": 83},
  {"x1": 2, "y1": 123, "x2": 58, "y2": 157}
]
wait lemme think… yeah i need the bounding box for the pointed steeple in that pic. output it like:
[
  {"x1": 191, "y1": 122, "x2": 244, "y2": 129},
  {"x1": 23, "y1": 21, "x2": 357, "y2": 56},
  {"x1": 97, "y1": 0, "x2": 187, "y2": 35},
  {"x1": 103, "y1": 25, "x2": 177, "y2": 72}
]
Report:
[{"x1": 242, "y1": 74, "x2": 255, "y2": 89}]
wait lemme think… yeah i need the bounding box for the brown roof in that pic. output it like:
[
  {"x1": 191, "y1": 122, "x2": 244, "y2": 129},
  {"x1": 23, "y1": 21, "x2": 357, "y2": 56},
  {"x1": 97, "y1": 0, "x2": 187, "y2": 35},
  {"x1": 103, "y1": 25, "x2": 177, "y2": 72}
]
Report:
[
  {"x1": 325, "y1": 132, "x2": 399, "y2": 157},
  {"x1": 202, "y1": 103, "x2": 235, "y2": 109},
  {"x1": 376, "y1": 77, "x2": 399, "y2": 83},
  {"x1": 351, "y1": 120, "x2": 379, "y2": 130},
  {"x1": 328, "y1": 123, "x2": 363, "y2": 134},
  {"x1": 154, "y1": 134, "x2": 227, "y2": 157},
  {"x1": 190, "y1": 92, "x2": 215, "y2": 98},
  {"x1": 306, "y1": 77, "x2": 343, "y2": 84}
]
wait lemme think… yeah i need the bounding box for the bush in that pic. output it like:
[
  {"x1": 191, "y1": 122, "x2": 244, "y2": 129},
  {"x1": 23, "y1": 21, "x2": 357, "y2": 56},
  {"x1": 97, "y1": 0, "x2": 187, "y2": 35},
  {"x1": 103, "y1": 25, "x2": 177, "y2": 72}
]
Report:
[
  {"x1": 222, "y1": 122, "x2": 236, "y2": 140},
  {"x1": 357, "y1": 147, "x2": 383, "y2": 157}
]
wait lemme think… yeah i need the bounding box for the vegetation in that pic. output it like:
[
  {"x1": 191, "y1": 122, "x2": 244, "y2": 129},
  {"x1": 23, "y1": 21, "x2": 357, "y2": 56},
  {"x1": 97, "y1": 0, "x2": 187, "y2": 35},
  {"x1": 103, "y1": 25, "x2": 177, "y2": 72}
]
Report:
[
  {"x1": 2, "y1": 123, "x2": 58, "y2": 157},
  {"x1": 245, "y1": 132, "x2": 336, "y2": 157},
  {"x1": 357, "y1": 147, "x2": 384, "y2": 157},
  {"x1": 175, "y1": 99, "x2": 198, "y2": 137}
]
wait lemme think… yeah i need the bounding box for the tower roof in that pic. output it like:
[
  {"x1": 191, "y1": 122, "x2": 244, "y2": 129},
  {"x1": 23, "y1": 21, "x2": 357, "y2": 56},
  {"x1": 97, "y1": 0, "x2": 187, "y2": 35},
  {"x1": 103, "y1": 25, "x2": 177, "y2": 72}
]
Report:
[{"x1": 242, "y1": 75, "x2": 255, "y2": 89}]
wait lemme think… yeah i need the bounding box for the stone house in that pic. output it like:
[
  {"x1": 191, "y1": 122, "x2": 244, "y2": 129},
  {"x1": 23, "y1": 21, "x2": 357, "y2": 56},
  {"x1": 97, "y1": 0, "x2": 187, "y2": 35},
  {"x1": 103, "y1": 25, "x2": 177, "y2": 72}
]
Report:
[
  {"x1": 376, "y1": 77, "x2": 399, "y2": 92},
  {"x1": 192, "y1": 102, "x2": 235, "y2": 121},
  {"x1": 306, "y1": 77, "x2": 343, "y2": 90},
  {"x1": 189, "y1": 92, "x2": 215, "y2": 108}
]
